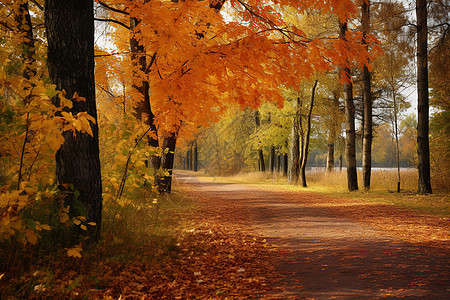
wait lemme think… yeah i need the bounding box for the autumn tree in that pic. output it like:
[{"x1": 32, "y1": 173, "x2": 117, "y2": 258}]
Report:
[
  {"x1": 415, "y1": 0, "x2": 432, "y2": 193},
  {"x1": 95, "y1": 0, "x2": 375, "y2": 193},
  {"x1": 45, "y1": 0, "x2": 102, "y2": 240},
  {"x1": 372, "y1": 0, "x2": 414, "y2": 191},
  {"x1": 339, "y1": 20, "x2": 359, "y2": 191},
  {"x1": 299, "y1": 80, "x2": 318, "y2": 187},
  {"x1": 361, "y1": 0, "x2": 373, "y2": 190},
  {"x1": 428, "y1": 1, "x2": 449, "y2": 190}
]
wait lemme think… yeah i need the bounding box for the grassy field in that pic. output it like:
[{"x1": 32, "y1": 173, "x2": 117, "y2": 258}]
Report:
[{"x1": 193, "y1": 168, "x2": 450, "y2": 217}]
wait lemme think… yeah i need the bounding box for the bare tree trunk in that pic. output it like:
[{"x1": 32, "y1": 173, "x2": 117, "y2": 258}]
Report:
[
  {"x1": 339, "y1": 21, "x2": 358, "y2": 191},
  {"x1": 158, "y1": 133, "x2": 177, "y2": 193},
  {"x1": 390, "y1": 87, "x2": 402, "y2": 192},
  {"x1": 193, "y1": 140, "x2": 198, "y2": 172},
  {"x1": 283, "y1": 153, "x2": 288, "y2": 177},
  {"x1": 277, "y1": 154, "x2": 281, "y2": 174},
  {"x1": 362, "y1": 0, "x2": 373, "y2": 190},
  {"x1": 15, "y1": 0, "x2": 35, "y2": 81},
  {"x1": 14, "y1": 1, "x2": 36, "y2": 188},
  {"x1": 326, "y1": 94, "x2": 340, "y2": 172},
  {"x1": 326, "y1": 142, "x2": 335, "y2": 172},
  {"x1": 300, "y1": 80, "x2": 318, "y2": 187},
  {"x1": 189, "y1": 147, "x2": 193, "y2": 170},
  {"x1": 289, "y1": 97, "x2": 301, "y2": 184},
  {"x1": 269, "y1": 146, "x2": 275, "y2": 173},
  {"x1": 45, "y1": 0, "x2": 102, "y2": 241},
  {"x1": 416, "y1": 0, "x2": 432, "y2": 194},
  {"x1": 254, "y1": 110, "x2": 265, "y2": 172},
  {"x1": 130, "y1": 16, "x2": 160, "y2": 175}
]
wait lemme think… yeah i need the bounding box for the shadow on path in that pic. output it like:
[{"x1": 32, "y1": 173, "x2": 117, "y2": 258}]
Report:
[{"x1": 175, "y1": 171, "x2": 450, "y2": 299}]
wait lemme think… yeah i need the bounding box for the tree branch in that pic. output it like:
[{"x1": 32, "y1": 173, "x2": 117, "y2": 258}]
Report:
[
  {"x1": 145, "y1": 52, "x2": 158, "y2": 73},
  {"x1": 116, "y1": 126, "x2": 152, "y2": 200},
  {"x1": 0, "y1": 20, "x2": 13, "y2": 31},
  {"x1": 94, "y1": 17, "x2": 130, "y2": 30},
  {"x1": 98, "y1": 1, "x2": 129, "y2": 15},
  {"x1": 94, "y1": 51, "x2": 129, "y2": 57},
  {"x1": 30, "y1": 0, "x2": 44, "y2": 11}
]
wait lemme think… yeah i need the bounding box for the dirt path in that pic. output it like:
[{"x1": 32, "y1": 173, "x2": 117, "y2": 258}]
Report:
[{"x1": 174, "y1": 171, "x2": 450, "y2": 299}]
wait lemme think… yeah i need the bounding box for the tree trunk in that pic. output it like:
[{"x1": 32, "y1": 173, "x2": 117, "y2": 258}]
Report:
[
  {"x1": 283, "y1": 153, "x2": 288, "y2": 177},
  {"x1": 326, "y1": 94, "x2": 339, "y2": 172},
  {"x1": 300, "y1": 80, "x2": 318, "y2": 187},
  {"x1": 130, "y1": 15, "x2": 160, "y2": 174},
  {"x1": 326, "y1": 142, "x2": 334, "y2": 172},
  {"x1": 45, "y1": 0, "x2": 102, "y2": 241},
  {"x1": 158, "y1": 133, "x2": 177, "y2": 193},
  {"x1": 15, "y1": 0, "x2": 35, "y2": 81},
  {"x1": 277, "y1": 154, "x2": 281, "y2": 173},
  {"x1": 393, "y1": 91, "x2": 401, "y2": 192},
  {"x1": 416, "y1": 0, "x2": 432, "y2": 194},
  {"x1": 269, "y1": 146, "x2": 275, "y2": 173},
  {"x1": 362, "y1": 0, "x2": 373, "y2": 190},
  {"x1": 339, "y1": 21, "x2": 358, "y2": 191},
  {"x1": 193, "y1": 141, "x2": 198, "y2": 172},
  {"x1": 189, "y1": 147, "x2": 193, "y2": 170},
  {"x1": 254, "y1": 110, "x2": 265, "y2": 172},
  {"x1": 289, "y1": 97, "x2": 301, "y2": 184}
]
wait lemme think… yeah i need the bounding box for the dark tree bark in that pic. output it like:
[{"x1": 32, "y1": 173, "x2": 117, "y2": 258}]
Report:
[
  {"x1": 416, "y1": 0, "x2": 432, "y2": 194},
  {"x1": 326, "y1": 94, "x2": 339, "y2": 172},
  {"x1": 158, "y1": 133, "x2": 177, "y2": 193},
  {"x1": 15, "y1": 0, "x2": 35, "y2": 81},
  {"x1": 326, "y1": 142, "x2": 335, "y2": 172},
  {"x1": 130, "y1": 15, "x2": 160, "y2": 173},
  {"x1": 300, "y1": 80, "x2": 318, "y2": 187},
  {"x1": 283, "y1": 153, "x2": 288, "y2": 177},
  {"x1": 339, "y1": 21, "x2": 358, "y2": 191},
  {"x1": 362, "y1": 0, "x2": 373, "y2": 190},
  {"x1": 189, "y1": 147, "x2": 193, "y2": 170},
  {"x1": 254, "y1": 110, "x2": 265, "y2": 172},
  {"x1": 193, "y1": 140, "x2": 198, "y2": 172},
  {"x1": 15, "y1": 1, "x2": 36, "y2": 188},
  {"x1": 186, "y1": 149, "x2": 190, "y2": 170},
  {"x1": 277, "y1": 154, "x2": 281, "y2": 173},
  {"x1": 289, "y1": 97, "x2": 301, "y2": 184},
  {"x1": 45, "y1": 0, "x2": 102, "y2": 241},
  {"x1": 393, "y1": 91, "x2": 401, "y2": 192},
  {"x1": 269, "y1": 146, "x2": 275, "y2": 173}
]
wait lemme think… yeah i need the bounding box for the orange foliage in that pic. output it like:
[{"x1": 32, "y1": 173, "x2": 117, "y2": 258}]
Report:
[{"x1": 96, "y1": 0, "x2": 378, "y2": 139}]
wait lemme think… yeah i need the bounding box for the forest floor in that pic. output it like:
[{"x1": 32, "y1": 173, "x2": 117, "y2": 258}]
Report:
[
  {"x1": 175, "y1": 171, "x2": 450, "y2": 299},
  {"x1": 2, "y1": 171, "x2": 449, "y2": 299}
]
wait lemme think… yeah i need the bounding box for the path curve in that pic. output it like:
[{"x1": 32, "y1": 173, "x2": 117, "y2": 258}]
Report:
[{"x1": 174, "y1": 171, "x2": 449, "y2": 299}]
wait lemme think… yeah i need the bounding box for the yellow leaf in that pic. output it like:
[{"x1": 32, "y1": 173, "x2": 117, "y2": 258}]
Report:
[
  {"x1": 60, "y1": 213, "x2": 69, "y2": 223},
  {"x1": 80, "y1": 224, "x2": 87, "y2": 231},
  {"x1": 40, "y1": 224, "x2": 51, "y2": 231},
  {"x1": 73, "y1": 219, "x2": 81, "y2": 226},
  {"x1": 87, "y1": 222, "x2": 96, "y2": 226},
  {"x1": 67, "y1": 247, "x2": 82, "y2": 258},
  {"x1": 26, "y1": 229, "x2": 38, "y2": 245}
]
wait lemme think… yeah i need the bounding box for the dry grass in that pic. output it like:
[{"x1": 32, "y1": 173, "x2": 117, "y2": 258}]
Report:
[{"x1": 193, "y1": 168, "x2": 449, "y2": 216}]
